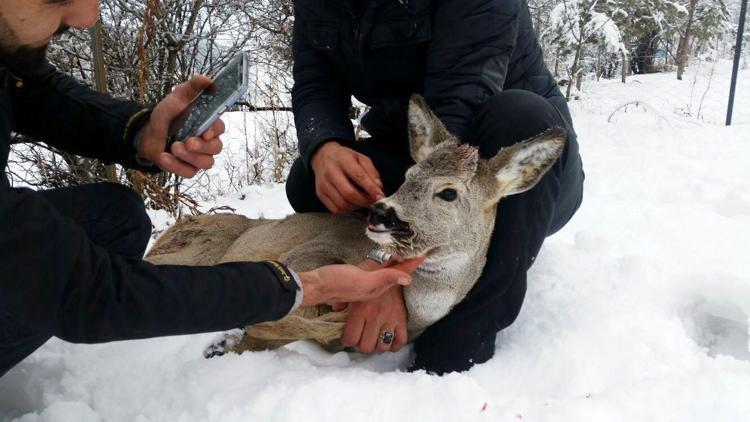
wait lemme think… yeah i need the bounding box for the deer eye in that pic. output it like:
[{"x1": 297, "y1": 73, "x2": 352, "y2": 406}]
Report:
[{"x1": 436, "y1": 188, "x2": 458, "y2": 202}]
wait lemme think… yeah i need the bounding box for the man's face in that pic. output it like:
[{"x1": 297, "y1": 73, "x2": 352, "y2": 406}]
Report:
[{"x1": 0, "y1": 0, "x2": 99, "y2": 65}]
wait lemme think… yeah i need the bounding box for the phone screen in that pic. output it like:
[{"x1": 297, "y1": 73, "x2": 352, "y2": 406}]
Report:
[{"x1": 168, "y1": 54, "x2": 245, "y2": 143}]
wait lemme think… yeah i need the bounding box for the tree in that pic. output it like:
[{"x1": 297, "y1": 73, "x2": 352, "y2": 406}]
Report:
[
  {"x1": 544, "y1": 0, "x2": 627, "y2": 98},
  {"x1": 604, "y1": 0, "x2": 686, "y2": 74},
  {"x1": 675, "y1": 0, "x2": 731, "y2": 79}
]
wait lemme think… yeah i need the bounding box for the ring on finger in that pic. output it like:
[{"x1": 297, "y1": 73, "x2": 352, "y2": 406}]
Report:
[{"x1": 380, "y1": 330, "x2": 395, "y2": 346}]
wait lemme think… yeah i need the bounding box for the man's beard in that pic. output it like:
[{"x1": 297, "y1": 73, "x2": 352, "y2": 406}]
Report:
[
  {"x1": 0, "y1": 25, "x2": 69, "y2": 71},
  {"x1": 0, "y1": 44, "x2": 49, "y2": 71}
]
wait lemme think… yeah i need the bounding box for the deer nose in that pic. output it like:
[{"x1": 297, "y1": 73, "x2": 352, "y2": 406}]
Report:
[{"x1": 368, "y1": 203, "x2": 406, "y2": 230}]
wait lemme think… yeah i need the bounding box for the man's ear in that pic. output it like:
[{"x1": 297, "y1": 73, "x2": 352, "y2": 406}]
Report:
[
  {"x1": 408, "y1": 94, "x2": 452, "y2": 163},
  {"x1": 488, "y1": 128, "x2": 566, "y2": 199}
]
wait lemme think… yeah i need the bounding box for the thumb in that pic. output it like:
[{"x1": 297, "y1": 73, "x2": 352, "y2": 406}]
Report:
[
  {"x1": 149, "y1": 75, "x2": 214, "y2": 136},
  {"x1": 389, "y1": 256, "x2": 426, "y2": 275},
  {"x1": 366, "y1": 268, "x2": 412, "y2": 288},
  {"x1": 331, "y1": 302, "x2": 348, "y2": 312},
  {"x1": 173, "y1": 74, "x2": 214, "y2": 103}
]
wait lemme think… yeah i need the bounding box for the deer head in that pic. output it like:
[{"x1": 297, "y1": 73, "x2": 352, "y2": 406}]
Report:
[{"x1": 366, "y1": 95, "x2": 566, "y2": 264}]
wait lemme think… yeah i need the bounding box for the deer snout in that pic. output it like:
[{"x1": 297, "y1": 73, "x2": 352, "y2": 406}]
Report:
[{"x1": 368, "y1": 203, "x2": 409, "y2": 232}]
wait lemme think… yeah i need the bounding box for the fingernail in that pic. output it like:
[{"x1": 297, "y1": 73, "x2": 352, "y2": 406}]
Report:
[
  {"x1": 376, "y1": 193, "x2": 385, "y2": 200},
  {"x1": 397, "y1": 277, "x2": 410, "y2": 285}
]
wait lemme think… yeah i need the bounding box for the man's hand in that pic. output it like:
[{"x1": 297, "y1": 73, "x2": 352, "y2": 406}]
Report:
[
  {"x1": 341, "y1": 285, "x2": 408, "y2": 353},
  {"x1": 336, "y1": 257, "x2": 425, "y2": 353},
  {"x1": 310, "y1": 142, "x2": 385, "y2": 214},
  {"x1": 137, "y1": 75, "x2": 225, "y2": 178},
  {"x1": 297, "y1": 257, "x2": 423, "y2": 307}
]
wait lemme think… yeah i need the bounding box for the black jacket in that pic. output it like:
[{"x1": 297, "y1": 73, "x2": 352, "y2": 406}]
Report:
[
  {"x1": 0, "y1": 62, "x2": 297, "y2": 343},
  {"x1": 291, "y1": 0, "x2": 570, "y2": 168}
]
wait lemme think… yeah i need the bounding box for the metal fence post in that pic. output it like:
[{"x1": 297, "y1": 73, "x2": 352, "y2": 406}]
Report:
[{"x1": 726, "y1": 0, "x2": 748, "y2": 126}]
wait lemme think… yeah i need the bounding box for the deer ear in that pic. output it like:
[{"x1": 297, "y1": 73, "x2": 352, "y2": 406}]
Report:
[
  {"x1": 488, "y1": 128, "x2": 566, "y2": 199},
  {"x1": 408, "y1": 94, "x2": 451, "y2": 163}
]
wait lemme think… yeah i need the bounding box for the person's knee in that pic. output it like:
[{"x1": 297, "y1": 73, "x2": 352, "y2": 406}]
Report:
[
  {"x1": 470, "y1": 90, "x2": 567, "y2": 157},
  {"x1": 285, "y1": 159, "x2": 327, "y2": 213},
  {"x1": 100, "y1": 182, "x2": 152, "y2": 249},
  {"x1": 0, "y1": 310, "x2": 51, "y2": 378},
  {"x1": 479, "y1": 90, "x2": 561, "y2": 127}
]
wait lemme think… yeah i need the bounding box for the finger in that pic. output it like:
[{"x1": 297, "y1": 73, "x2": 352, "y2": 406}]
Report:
[
  {"x1": 201, "y1": 118, "x2": 226, "y2": 140},
  {"x1": 184, "y1": 137, "x2": 223, "y2": 156},
  {"x1": 149, "y1": 75, "x2": 214, "y2": 138},
  {"x1": 375, "y1": 325, "x2": 395, "y2": 353},
  {"x1": 368, "y1": 269, "x2": 412, "y2": 288},
  {"x1": 170, "y1": 142, "x2": 215, "y2": 170},
  {"x1": 331, "y1": 302, "x2": 348, "y2": 312},
  {"x1": 319, "y1": 184, "x2": 355, "y2": 214},
  {"x1": 357, "y1": 259, "x2": 384, "y2": 271},
  {"x1": 174, "y1": 74, "x2": 214, "y2": 103},
  {"x1": 354, "y1": 270, "x2": 411, "y2": 303},
  {"x1": 389, "y1": 256, "x2": 426, "y2": 274},
  {"x1": 391, "y1": 325, "x2": 408, "y2": 352},
  {"x1": 317, "y1": 191, "x2": 340, "y2": 214},
  {"x1": 155, "y1": 152, "x2": 198, "y2": 178},
  {"x1": 358, "y1": 319, "x2": 381, "y2": 353},
  {"x1": 356, "y1": 154, "x2": 383, "y2": 186},
  {"x1": 345, "y1": 160, "x2": 384, "y2": 201},
  {"x1": 341, "y1": 313, "x2": 365, "y2": 347},
  {"x1": 161, "y1": 76, "x2": 213, "y2": 119},
  {"x1": 330, "y1": 172, "x2": 372, "y2": 209},
  {"x1": 353, "y1": 155, "x2": 385, "y2": 198}
]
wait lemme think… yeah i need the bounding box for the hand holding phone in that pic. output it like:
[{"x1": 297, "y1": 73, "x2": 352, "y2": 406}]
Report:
[
  {"x1": 167, "y1": 51, "x2": 249, "y2": 148},
  {"x1": 135, "y1": 52, "x2": 249, "y2": 178}
]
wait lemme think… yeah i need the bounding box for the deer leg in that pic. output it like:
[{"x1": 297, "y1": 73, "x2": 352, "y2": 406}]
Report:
[
  {"x1": 206, "y1": 305, "x2": 348, "y2": 356},
  {"x1": 207, "y1": 246, "x2": 350, "y2": 356}
]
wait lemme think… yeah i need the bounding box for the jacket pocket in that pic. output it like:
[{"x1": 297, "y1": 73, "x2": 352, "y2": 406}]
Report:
[
  {"x1": 368, "y1": 15, "x2": 431, "y2": 49},
  {"x1": 308, "y1": 21, "x2": 339, "y2": 50}
]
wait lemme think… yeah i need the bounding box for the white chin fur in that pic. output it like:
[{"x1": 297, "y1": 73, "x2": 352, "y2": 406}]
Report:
[{"x1": 366, "y1": 229, "x2": 393, "y2": 244}]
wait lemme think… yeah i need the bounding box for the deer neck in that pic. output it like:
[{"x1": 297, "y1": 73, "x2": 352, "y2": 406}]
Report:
[{"x1": 405, "y1": 216, "x2": 496, "y2": 333}]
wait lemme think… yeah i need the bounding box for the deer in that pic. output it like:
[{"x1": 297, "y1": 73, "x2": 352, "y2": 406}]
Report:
[{"x1": 145, "y1": 94, "x2": 566, "y2": 355}]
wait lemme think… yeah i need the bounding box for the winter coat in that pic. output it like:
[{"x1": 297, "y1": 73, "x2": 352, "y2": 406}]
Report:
[{"x1": 291, "y1": 0, "x2": 572, "y2": 168}]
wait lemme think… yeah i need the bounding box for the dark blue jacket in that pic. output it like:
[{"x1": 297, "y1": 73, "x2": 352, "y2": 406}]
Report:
[{"x1": 292, "y1": 0, "x2": 571, "y2": 168}]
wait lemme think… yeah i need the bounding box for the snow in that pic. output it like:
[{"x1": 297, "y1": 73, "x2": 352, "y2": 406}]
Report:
[{"x1": 2, "y1": 60, "x2": 750, "y2": 421}]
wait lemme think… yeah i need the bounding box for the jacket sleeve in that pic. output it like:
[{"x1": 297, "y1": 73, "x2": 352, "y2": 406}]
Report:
[
  {"x1": 0, "y1": 185, "x2": 297, "y2": 343},
  {"x1": 424, "y1": 0, "x2": 520, "y2": 141},
  {"x1": 291, "y1": 5, "x2": 356, "y2": 170},
  {"x1": 8, "y1": 61, "x2": 157, "y2": 173}
]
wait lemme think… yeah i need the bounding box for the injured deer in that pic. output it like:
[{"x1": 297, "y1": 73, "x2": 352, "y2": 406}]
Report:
[{"x1": 146, "y1": 94, "x2": 565, "y2": 355}]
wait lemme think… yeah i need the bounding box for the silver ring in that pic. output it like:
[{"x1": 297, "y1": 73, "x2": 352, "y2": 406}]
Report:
[
  {"x1": 366, "y1": 246, "x2": 392, "y2": 265},
  {"x1": 380, "y1": 330, "x2": 395, "y2": 345}
]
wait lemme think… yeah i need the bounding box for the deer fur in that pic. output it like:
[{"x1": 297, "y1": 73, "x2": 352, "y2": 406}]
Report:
[{"x1": 146, "y1": 94, "x2": 566, "y2": 355}]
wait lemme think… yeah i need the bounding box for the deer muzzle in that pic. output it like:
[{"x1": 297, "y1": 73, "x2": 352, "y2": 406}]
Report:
[{"x1": 367, "y1": 203, "x2": 410, "y2": 234}]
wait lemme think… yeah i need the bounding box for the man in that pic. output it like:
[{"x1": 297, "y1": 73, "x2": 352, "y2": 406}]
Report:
[
  {"x1": 286, "y1": 0, "x2": 585, "y2": 373},
  {"x1": 0, "y1": 0, "x2": 421, "y2": 378}
]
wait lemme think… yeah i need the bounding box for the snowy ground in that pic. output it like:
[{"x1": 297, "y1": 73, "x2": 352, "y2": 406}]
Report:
[{"x1": 2, "y1": 60, "x2": 749, "y2": 421}]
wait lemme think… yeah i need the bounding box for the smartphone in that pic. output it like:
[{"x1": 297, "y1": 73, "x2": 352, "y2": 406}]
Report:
[{"x1": 166, "y1": 51, "x2": 249, "y2": 148}]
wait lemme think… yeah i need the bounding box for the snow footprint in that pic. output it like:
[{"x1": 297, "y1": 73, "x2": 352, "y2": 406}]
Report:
[
  {"x1": 714, "y1": 188, "x2": 750, "y2": 218},
  {"x1": 681, "y1": 296, "x2": 750, "y2": 361}
]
